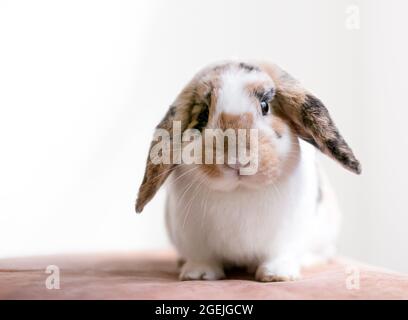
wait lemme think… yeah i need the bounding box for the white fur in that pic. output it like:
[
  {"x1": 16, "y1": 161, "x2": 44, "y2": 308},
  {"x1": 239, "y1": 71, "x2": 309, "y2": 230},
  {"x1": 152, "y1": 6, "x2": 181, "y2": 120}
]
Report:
[
  {"x1": 215, "y1": 69, "x2": 273, "y2": 116},
  {"x1": 165, "y1": 140, "x2": 338, "y2": 281}
]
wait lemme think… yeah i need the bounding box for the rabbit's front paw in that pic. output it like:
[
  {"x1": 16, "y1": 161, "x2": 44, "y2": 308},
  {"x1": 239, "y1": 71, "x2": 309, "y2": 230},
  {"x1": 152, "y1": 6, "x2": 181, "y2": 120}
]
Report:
[
  {"x1": 179, "y1": 261, "x2": 225, "y2": 281},
  {"x1": 255, "y1": 259, "x2": 300, "y2": 282}
]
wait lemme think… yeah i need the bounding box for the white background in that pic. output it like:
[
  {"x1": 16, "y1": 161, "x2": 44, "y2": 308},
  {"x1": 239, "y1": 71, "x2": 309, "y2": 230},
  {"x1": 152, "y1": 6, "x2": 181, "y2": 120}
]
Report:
[{"x1": 1, "y1": 0, "x2": 408, "y2": 272}]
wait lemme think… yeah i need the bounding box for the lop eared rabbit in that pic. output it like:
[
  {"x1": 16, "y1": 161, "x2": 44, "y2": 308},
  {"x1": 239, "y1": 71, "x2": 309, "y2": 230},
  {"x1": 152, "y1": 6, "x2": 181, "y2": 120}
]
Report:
[{"x1": 136, "y1": 61, "x2": 361, "y2": 282}]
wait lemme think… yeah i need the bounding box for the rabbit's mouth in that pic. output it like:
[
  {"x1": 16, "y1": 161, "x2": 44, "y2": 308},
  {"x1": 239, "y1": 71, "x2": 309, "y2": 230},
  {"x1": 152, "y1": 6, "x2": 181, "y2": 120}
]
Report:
[{"x1": 200, "y1": 163, "x2": 281, "y2": 192}]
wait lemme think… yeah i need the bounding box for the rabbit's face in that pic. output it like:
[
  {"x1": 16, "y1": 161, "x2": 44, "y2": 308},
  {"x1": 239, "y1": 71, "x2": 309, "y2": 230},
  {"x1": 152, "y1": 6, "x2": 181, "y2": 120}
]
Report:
[
  {"x1": 135, "y1": 61, "x2": 361, "y2": 213},
  {"x1": 190, "y1": 63, "x2": 300, "y2": 191}
]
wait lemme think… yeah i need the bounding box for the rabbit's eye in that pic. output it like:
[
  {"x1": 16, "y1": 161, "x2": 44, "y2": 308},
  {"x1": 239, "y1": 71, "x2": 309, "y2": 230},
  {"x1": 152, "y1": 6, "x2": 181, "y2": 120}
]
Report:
[{"x1": 260, "y1": 100, "x2": 269, "y2": 116}]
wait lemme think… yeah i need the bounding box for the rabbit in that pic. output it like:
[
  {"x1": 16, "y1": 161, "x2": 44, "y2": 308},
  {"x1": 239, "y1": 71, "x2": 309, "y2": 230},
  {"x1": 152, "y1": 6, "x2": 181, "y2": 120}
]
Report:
[{"x1": 135, "y1": 61, "x2": 361, "y2": 282}]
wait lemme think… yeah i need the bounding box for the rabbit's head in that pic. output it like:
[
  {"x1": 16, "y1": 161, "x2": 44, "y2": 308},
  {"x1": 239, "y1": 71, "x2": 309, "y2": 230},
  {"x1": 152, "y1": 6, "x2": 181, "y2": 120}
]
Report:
[{"x1": 135, "y1": 61, "x2": 361, "y2": 212}]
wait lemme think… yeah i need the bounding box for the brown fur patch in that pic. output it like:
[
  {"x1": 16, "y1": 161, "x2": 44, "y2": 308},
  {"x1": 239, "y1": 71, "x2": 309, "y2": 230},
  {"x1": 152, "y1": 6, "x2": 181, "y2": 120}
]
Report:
[
  {"x1": 271, "y1": 116, "x2": 287, "y2": 138},
  {"x1": 200, "y1": 163, "x2": 222, "y2": 178},
  {"x1": 245, "y1": 81, "x2": 272, "y2": 98},
  {"x1": 257, "y1": 134, "x2": 280, "y2": 180},
  {"x1": 259, "y1": 62, "x2": 307, "y2": 107},
  {"x1": 257, "y1": 130, "x2": 300, "y2": 182},
  {"x1": 218, "y1": 112, "x2": 254, "y2": 131}
]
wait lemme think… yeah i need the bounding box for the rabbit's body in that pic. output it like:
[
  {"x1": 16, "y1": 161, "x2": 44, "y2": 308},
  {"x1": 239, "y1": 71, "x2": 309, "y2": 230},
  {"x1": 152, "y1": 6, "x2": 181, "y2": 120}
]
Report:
[
  {"x1": 136, "y1": 61, "x2": 359, "y2": 281},
  {"x1": 166, "y1": 140, "x2": 339, "y2": 280}
]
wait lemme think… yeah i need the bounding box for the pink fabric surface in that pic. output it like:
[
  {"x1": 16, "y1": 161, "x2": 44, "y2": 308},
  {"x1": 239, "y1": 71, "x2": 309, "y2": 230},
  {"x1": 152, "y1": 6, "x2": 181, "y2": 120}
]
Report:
[{"x1": 0, "y1": 250, "x2": 407, "y2": 300}]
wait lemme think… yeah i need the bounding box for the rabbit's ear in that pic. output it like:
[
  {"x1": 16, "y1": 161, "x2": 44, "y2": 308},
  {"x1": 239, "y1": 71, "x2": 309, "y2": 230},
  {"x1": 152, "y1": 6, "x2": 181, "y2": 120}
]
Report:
[
  {"x1": 261, "y1": 63, "x2": 361, "y2": 174},
  {"x1": 135, "y1": 78, "x2": 212, "y2": 213},
  {"x1": 136, "y1": 101, "x2": 190, "y2": 213}
]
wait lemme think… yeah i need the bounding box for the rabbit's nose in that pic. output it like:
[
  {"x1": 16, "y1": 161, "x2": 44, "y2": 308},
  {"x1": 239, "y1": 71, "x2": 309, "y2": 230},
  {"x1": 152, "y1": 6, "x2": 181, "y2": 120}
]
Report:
[{"x1": 226, "y1": 160, "x2": 250, "y2": 170}]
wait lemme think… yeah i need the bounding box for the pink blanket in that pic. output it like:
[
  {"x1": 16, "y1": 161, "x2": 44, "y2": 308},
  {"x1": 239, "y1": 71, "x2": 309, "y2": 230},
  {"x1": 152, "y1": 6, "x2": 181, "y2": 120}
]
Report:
[{"x1": 0, "y1": 251, "x2": 407, "y2": 299}]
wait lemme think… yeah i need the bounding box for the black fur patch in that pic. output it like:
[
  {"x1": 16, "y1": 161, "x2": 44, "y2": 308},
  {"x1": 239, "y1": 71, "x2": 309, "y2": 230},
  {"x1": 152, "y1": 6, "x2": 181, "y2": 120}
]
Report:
[
  {"x1": 300, "y1": 94, "x2": 361, "y2": 174},
  {"x1": 239, "y1": 62, "x2": 260, "y2": 72},
  {"x1": 193, "y1": 105, "x2": 209, "y2": 131}
]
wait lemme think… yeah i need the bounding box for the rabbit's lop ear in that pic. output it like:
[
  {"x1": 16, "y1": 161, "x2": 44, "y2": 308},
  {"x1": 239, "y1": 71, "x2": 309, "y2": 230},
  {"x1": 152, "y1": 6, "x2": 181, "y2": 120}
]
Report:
[
  {"x1": 261, "y1": 63, "x2": 361, "y2": 174},
  {"x1": 135, "y1": 87, "x2": 194, "y2": 213}
]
